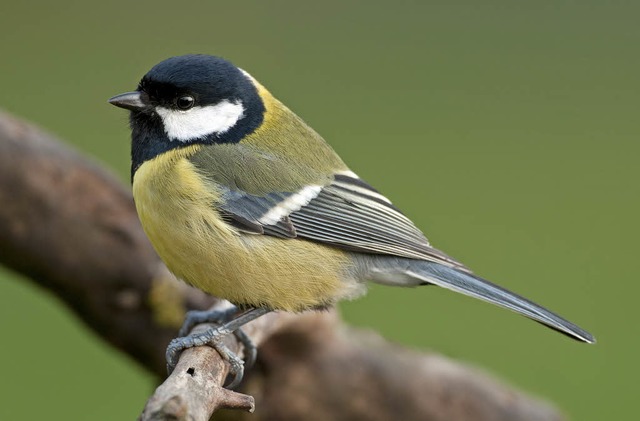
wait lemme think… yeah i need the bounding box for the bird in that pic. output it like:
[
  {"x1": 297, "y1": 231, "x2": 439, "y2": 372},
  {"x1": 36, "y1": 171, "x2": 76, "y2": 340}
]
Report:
[{"x1": 109, "y1": 54, "x2": 594, "y2": 387}]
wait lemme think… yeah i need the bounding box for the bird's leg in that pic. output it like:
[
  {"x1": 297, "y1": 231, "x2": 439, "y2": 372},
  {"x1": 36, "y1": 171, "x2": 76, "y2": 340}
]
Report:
[
  {"x1": 166, "y1": 307, "x2": 271, "y2": 389},
  {"x1": 178, "y1": 305, "x2": 239, "y2": 337}
]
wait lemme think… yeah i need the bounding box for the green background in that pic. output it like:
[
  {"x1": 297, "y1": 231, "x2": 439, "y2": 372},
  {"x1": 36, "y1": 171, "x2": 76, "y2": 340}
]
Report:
[{"x1": 0, "y1": 1, "x2": 636, "y2": 419}]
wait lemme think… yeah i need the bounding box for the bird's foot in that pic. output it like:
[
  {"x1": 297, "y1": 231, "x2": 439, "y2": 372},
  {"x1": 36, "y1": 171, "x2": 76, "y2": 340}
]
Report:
[
  {"x1": 178, "y1": 306, "x2": 259, "y2": 369},
  {"x1": 167, "y1": 307, "x2": 269, "y2": 389},
  {"x1": 166, "y1": 326, "x2": 250, "y2": 389}
]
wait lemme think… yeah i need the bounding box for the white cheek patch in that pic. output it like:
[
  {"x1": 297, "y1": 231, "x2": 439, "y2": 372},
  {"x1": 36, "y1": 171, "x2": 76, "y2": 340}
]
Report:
[{"x1": 155, "y1": 100, "x2": 245, "y2": 142}]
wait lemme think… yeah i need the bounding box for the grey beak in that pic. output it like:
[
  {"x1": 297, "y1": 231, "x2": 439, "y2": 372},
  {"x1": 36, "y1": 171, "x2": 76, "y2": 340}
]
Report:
[{"x1": 108, "y1": 91, "x2": 149, "y2": 111}]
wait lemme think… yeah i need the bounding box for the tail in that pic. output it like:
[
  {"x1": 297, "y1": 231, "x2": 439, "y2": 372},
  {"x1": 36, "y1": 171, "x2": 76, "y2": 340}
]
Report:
[{"x1": 366, "y1": 257, "x2": 595, "y2": 343}]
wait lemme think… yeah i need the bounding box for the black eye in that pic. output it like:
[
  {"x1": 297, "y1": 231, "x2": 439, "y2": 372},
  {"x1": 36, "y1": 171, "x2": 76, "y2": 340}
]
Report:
[{"x1": 176, "y1": 95, "x2": 195, "y2": 110}]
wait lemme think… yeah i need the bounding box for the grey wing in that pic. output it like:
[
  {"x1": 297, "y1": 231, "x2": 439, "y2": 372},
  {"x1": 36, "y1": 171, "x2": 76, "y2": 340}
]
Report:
[
  {"x1": 218, "y1": 172, "x2": 469, "y2": 271},
  {"x1": 291, "y1": 173, "x2": 468, "y2": 269}
]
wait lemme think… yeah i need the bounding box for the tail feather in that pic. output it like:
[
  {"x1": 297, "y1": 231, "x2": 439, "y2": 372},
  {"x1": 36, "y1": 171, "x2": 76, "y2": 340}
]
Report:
[{"x1": 369, "y1": 258, "x2": 595, "y2": 343}]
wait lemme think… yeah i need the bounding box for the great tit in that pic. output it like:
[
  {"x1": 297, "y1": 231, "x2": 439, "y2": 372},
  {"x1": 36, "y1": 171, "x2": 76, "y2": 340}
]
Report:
[{"x1": 109, "y1": 54, "x2": 594, "y2": 386}]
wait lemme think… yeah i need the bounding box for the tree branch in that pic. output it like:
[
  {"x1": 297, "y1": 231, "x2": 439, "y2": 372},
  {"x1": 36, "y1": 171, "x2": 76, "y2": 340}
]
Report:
[
  {"x1": 140, "y1": 309, "x2": 301, "y2": 420},
  {"x1": 0, "y1": 109, "x2": 564, "y2": 421}
]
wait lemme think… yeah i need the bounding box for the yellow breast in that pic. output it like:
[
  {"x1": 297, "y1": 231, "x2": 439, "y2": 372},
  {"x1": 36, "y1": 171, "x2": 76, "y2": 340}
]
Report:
[{"x1": 132, "y1": 146, "x2": 360, "y2": 311}]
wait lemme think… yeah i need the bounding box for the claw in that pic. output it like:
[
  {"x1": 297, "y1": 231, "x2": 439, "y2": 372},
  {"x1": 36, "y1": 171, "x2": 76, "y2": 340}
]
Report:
[
  {"x1": 213, "y1": 340, "x2": 246, "y2": 389},
  {"x1": 233, "y1": 328, "x2": 258, "y2": 368}
]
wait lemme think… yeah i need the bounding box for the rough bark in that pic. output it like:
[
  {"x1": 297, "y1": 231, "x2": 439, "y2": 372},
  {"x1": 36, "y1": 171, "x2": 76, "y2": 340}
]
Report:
[{"x1": 0, "y1": 110, "x2": 564, "y2": 421}]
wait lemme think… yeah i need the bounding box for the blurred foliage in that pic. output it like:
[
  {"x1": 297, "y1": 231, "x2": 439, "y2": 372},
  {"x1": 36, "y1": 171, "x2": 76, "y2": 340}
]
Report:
[{"x1": 0, "y1": 1, "x2": 636, "y2": 419}]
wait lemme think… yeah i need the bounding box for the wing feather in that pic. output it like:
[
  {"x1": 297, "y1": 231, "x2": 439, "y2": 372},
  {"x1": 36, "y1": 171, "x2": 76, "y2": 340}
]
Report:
[
  {"x1": 219, "y1": 190, "x2": 297, "y2": 237},
  {"x1": 217, "y1": 172, "x2": 468, "y2": 270}
]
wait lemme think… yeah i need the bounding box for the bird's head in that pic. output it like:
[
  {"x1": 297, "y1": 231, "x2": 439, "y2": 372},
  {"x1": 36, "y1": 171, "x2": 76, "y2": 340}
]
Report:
[{"x1": 109, "y1": 55, "x2": 265, "y2": 174}]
